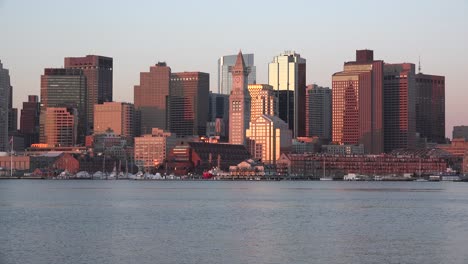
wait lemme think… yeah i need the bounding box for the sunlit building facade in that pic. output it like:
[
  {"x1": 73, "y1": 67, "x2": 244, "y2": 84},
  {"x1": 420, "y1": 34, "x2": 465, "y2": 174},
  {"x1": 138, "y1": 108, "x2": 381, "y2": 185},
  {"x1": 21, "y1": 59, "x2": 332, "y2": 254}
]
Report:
[
  {"x1": 268, "y1": 51, "x2": 306, "y2": 137},
  {"x1": 246, "y1": 115, "x2": 292, "y2": 164},
  {"x1": 248, "y1": 84, "x2": 276, "y2": 122},
  {"x1": 134, "y1": 128, "x2": 176, "y2": 169},
  {"x1": 229, "y1": 51, "x2": 251, "y2": 145},
  {"x1": 332, "y1": 50, "x2": 384, "y2": 154},
  {"x1": 94, "y1": 102, "x2": 135, "y2": 139},
  {"x1": 39, "y1": 107, "x2": 78, "y2": 147}
]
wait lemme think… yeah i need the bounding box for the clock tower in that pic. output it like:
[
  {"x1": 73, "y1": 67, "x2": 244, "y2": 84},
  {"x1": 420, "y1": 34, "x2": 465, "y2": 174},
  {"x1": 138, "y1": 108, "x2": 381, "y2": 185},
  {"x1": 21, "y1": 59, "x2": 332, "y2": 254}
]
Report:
[{"x1": 229, "y1": 51, "x2": 251, "y2": 145}]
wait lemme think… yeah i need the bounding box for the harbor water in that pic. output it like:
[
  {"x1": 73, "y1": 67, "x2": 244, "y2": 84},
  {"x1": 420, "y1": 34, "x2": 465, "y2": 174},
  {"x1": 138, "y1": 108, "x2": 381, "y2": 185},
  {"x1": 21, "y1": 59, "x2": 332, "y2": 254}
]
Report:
[{"x1": 1, "y1": 180, "x2": 468, "y2": 264}]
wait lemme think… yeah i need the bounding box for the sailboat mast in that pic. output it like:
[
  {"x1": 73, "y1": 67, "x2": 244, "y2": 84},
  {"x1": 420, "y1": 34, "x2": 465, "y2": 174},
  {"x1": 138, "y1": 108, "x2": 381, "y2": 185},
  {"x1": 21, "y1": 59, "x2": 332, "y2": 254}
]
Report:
[{"x1": 10, "y1": 137, "x2": 13, "y2": 177}]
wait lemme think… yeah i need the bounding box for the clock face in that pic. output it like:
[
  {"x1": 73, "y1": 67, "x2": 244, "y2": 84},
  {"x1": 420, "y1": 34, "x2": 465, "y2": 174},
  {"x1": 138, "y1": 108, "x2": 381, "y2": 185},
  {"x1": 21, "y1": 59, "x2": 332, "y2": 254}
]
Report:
[{"x1": 235, "y1": 77, "x2": 240, "y2": 83}]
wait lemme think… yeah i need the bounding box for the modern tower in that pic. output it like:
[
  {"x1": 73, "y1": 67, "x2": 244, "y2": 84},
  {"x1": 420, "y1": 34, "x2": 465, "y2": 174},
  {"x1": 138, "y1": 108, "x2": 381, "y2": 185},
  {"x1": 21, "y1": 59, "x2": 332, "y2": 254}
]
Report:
[
  {"x1": 229, "y1": 51, "x2": 251, "y2": 145},
  {"x1": 134, "y1": 62, "x2": 171, "y2": 135},
  {"x1": 268, "y1": 51, "x2": 306, "y2": 138},
  {"x1": 332, "y1": 50, "x2": 384, "y2": 154},
  {"x1": 415, "y1": 72, "x2": 445, "y2": 143},
  {"x1": 218, "y1": 53, "x2": 255, "y2": 94},
  {"x1": 168, "y1": 72, "x2": 209, "y2": 137},
  {"x1": 305, "y1": 84, "x2": 332, "y2": 142},
  {"x1": 0, "y1": 60, "x2": 11, "y2": 151},
  {"x1": 20, "y1": 95, "x2": 41, "y2": 147},
  {"x1": 207, "y1": 92, "x2": 229, "y2": 140},
  {"x1": 41, "y1": 68, "x2": 87, "y2": 144},
  {"x1": 383, "y1": 63, "x2": 416, "y2": 152},
  {"x1": 64, "y1": 55, "x2": 113, "y2": 131}
]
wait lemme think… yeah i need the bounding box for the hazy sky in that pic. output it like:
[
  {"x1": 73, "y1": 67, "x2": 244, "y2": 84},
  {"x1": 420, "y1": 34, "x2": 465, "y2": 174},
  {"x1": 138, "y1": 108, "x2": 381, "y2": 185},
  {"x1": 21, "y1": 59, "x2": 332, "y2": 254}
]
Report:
[{"x1": 1, "y1": 0, "x2": 467, "y2": 137}]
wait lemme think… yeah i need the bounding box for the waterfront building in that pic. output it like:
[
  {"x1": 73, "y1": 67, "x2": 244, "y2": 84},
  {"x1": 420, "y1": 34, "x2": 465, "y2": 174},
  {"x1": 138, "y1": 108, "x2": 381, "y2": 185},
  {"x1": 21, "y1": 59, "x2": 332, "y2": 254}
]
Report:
[
  {"x1": 20, "y1": 95, "x2": 40, "y2": 147},
  {"x1": 0, "y1": 156, "x2": 30, "y2": 173},
  {"x1": 229, "y1": 51, "x2": 251, "y2": 145},
  {"x1": 64, "y1": 55, "x2": 113, "y2": 130},
  {"x1": 134, "y1": 128, "x2": 176, "y2": 170},
  {"x1": 291, "y1": 137, "x2": 321, "y2": 154},
  {"x1": 167, "y1": 141, "x2": 251, "y2": 175},
  {"x1": 94, "y1": 102, "x2": 135, "y2": 139},
  {"x1": 332, "y1": 50, "x2": 384, "y2": 154},
  {"x1": 168, "y1": 72, "x2": 209, "y2": 137},
  {"x1": 248, "y1": 84, "x2": 276, "y2": 122},
  {"x1": 383, "y1": 63, "x2": 416, "y2": 152},
  {"x1": 322, "y1": 144, "x2": 365, "y2": 155},
  {"x1": 90, "y1": 129, "x2": 133, "y2": 161},
  {"x1": 268, "y1": 51, "x2": 306, "y2": 137},
  {"x1": 277, "y1": 152, "x2": 447, "y2": 178},
  {"x1": 134, "y1": 62, "x2": 171, "y2": 135},
  {"x1": 41, "y1": 68, "x2": 87, "y2": 143},
  {"x1": 0, "y1": 60, "x2": 11, "y2": 151},
  {"x1": 415, "y1": 72, "x2": 445, "y2": 143},
  {"x1": 39, "y1": 107, "x2": 78, "y2": 147},
  {"x1": 218, "y1": 53, "x2": 255, "y2": 95},
  {"x1": 453, "y1": 126, "x2": 468, "y2": 141},
  {"x1": 305, "y1": 84, "x2": 331, "y2": 142},
  {"x1": 30, "y1": 152, "x2": 79, "y2": 174}
]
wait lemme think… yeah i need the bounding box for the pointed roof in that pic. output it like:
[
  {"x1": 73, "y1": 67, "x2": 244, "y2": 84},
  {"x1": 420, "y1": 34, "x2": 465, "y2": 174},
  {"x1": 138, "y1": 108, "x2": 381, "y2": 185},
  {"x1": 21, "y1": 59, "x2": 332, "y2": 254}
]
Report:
[{"x1": 234, "y1": 50, "x2": 246, "y2": 70}]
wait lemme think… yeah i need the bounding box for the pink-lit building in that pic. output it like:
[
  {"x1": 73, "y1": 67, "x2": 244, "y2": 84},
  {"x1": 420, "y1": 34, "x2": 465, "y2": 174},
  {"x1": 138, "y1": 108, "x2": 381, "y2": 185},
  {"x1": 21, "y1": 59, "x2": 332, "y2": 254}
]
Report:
[
  {"x1": 332, "y1": 50, "x2": 384, "y2": 154},
  {"x1": 94, "y1": 102, "x2": 135, "y2": 139},
  {"x1": 134, "y1": 128, "x2": 176, "y2": 169},
  {"x1": 39, "y1": 107, "x2": 78, "y2": 147}
]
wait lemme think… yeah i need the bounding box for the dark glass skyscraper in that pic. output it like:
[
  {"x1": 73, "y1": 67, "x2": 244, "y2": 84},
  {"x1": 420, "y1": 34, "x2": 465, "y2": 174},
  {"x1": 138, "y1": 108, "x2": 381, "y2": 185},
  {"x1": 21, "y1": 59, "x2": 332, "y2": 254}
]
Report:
[
  {"x1": 41, "y1": 68, "x2": 87, "y2": 144},
  {"x1": 0, "y1": 60, "x2": 11, "y2": 151},
  {"x1": 415, "y1": 73, "x2": 445, "y2": 143},
  {"x1": 383, "y1": 63, "x2": 416, "y2": 152},
  {"x1": 20, "y1": 95, "x2": 40, "y2": 147},
  {"x1": 168, "y1": 72, "x2": 209, "y2": 137},
  {"x1": 64, "y1": 55, "x2": 113, "y2": 131},
  {"x1": 306, "y1": 84, "x2": 331, "y2": 142}
]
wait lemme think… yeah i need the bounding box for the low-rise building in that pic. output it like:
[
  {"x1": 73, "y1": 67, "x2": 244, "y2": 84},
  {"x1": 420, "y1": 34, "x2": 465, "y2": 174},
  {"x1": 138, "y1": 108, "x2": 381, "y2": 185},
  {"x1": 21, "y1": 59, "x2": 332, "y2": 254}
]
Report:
[{"x1": 134, "y1": 128, "x2": 176, "y2": 170}]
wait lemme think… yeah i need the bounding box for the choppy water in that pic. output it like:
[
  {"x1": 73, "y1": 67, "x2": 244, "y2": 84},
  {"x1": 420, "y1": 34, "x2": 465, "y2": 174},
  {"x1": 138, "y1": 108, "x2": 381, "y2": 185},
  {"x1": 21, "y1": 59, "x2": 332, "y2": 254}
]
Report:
[{"x1": 1, "y1": 180, "x2": 468, "y2": 264}]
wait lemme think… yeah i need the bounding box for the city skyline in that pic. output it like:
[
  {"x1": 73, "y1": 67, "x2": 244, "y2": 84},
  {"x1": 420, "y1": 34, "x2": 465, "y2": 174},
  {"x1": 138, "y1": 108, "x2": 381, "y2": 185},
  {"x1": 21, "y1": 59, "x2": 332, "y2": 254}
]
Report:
[{"x1": 1, "y1": 0, "x2": 467, "y2": 137}]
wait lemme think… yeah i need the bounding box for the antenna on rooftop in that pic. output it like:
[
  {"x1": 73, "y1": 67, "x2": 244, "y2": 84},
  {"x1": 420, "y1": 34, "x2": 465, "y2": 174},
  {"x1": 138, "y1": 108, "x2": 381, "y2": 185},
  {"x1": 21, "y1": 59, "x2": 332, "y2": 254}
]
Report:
[{"x1": 418, "y1": 56, "x2": 421, "y2": 74}]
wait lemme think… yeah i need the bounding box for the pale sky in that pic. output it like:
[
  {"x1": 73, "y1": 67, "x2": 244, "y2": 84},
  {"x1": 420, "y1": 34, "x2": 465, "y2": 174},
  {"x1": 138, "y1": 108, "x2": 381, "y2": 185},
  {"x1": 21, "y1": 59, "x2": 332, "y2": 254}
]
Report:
[{"x1": 1, "y1": 0, "x2": 467, "y2": 137}]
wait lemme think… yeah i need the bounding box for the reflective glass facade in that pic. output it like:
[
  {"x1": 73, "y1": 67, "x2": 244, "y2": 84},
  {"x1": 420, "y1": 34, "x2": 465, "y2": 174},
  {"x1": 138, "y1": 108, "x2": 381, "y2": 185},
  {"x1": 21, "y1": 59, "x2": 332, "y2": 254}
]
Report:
[{"x1": 218, "y1": 53, "x2": 255, "y2": 95}]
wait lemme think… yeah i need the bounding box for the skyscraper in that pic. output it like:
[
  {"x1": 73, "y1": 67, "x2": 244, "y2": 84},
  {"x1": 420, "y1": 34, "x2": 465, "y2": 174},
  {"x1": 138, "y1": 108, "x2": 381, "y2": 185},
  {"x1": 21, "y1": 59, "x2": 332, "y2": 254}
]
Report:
[
  {"x1": 229, "y1": 51, "x2": 251, "y2": 145},
  {"x1": 268, "y1": 51, "x2": 306, "y2": 137},
  {"x1": 305, "y1": 84, "x2": 331, "y2": 142},
  {"x1": 64, "y1": 55, "x2": 113, "y2": 131},
  {"x1": 218, "y1": 53, "x2": 255, "y2": 94},
  {"x1": 248, "y1": 84, "x2": 277, "y2": 122},
  {"x1": 134, "y1": 62, "x2": 171, "y2": 135},
  {"x1": 168, "y1": 72, "x2": 209, "y2": 137},
  {"x1": 415, "y1": 72, "x2": 445, "y2": 143},
  {"x1": 246, "y1": 115, "x2": 292, "y2": 164},
  {"x1": 383, "y1": 63, "x2": 416, "y2": 152},
  {"x1": 94, "y1": 102, "x2": 135, "y2": 139},
  {"x1": 8, "y1": 83, "x2": 17, "y2": 132},
  {"x1": 207, "y1": 92, "x2": 229, "y2": 139},
  {"x1": 332, "y1": 50, "x2": 384, "y2": 154},
  {"x1": 20, "y1": 95, "x2": 40, "y2": 148},
  {"x1": 0, "y1": 60, "x2": 11, "y2": 151},
  {"x1": 41, "y1": 68, "x2": 87, "y2": 144},
  {"x1": 40, "y1": 107, "x2": 78, "y2": 147}
]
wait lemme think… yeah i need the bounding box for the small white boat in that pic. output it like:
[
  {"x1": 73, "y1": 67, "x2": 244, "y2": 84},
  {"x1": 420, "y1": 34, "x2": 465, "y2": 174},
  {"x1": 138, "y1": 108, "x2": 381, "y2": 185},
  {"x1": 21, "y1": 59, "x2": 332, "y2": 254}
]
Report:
[{"x1": 319, "y1": 177, "x2": 333, "y2": 181}]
